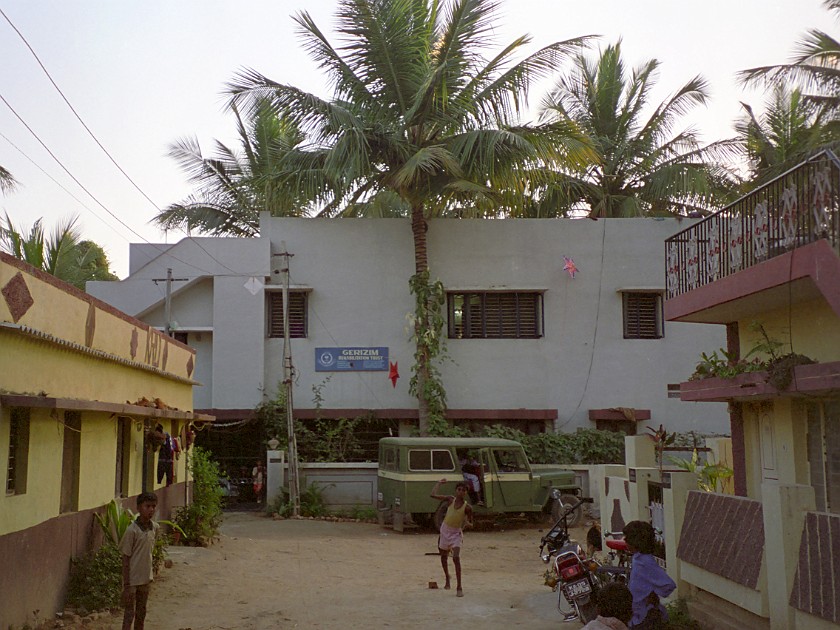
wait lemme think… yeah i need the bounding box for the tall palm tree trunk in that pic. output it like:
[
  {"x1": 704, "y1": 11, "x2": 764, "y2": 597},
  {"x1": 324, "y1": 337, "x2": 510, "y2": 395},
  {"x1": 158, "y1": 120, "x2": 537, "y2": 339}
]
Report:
[{"x1": 411, "y1": 205, "x2": 432, "y2": 435}]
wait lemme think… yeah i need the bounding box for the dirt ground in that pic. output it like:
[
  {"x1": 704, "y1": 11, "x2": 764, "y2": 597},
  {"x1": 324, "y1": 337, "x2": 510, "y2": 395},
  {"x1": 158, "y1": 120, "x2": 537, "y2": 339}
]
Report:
[{"x1": 61, "y1": 511, "x2": 592, "y2": 630}]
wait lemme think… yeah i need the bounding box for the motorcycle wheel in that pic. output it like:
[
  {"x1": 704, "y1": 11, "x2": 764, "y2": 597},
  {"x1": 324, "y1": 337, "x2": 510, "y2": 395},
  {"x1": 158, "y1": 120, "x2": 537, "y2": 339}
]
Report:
[
  {"x1": 433, "y1": 500, "x2": 449, "y2": 532},
  {"x1": 576, "y1": 598, "x2": 598, "y2": 624},
  {"x1": 551, "y1": 495, "x2": 583, "y2": 528}
]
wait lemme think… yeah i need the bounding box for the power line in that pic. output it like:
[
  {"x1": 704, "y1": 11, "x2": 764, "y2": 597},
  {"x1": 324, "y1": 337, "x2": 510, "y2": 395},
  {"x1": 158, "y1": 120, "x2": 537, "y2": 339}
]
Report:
[
  {"x1": 0, "y1": 6, "x2": 160, "y2": 211},
  {"x1": 0, "y1": 7, "x2": 243, "y2": 276},
  {"x1": 0, "y1": 131, "x2": 130, "y2": 242}
]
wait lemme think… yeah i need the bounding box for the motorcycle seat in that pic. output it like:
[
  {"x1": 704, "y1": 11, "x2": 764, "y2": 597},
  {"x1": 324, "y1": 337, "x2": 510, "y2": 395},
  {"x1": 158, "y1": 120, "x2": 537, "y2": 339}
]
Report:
[{"x1": 605, "y1": 539, "x2": 628, "y2": 551}]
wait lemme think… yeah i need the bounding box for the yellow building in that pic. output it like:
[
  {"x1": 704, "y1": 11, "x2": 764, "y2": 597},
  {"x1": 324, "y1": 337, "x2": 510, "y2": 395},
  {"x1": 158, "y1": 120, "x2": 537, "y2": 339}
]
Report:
[
  {"x1": 665, "y1": 152, "x2": 840, "y2": 629},
  {"x1": 0, "y1": 252, "x2": 212, "y2": 628}
]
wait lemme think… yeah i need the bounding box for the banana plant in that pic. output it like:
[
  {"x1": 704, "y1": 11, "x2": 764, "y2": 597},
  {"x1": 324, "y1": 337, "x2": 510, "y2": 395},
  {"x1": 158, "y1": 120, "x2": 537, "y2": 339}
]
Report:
[{"x1": 95, "y1": 499, "x2": 185, "y2": 546}]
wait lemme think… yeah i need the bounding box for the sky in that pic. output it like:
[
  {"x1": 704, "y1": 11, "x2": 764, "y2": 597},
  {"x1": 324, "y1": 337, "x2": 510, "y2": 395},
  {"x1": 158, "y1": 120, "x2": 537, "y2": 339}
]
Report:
[{"x1": 0, "y1": 0, "x2": 833, "y2": 278}]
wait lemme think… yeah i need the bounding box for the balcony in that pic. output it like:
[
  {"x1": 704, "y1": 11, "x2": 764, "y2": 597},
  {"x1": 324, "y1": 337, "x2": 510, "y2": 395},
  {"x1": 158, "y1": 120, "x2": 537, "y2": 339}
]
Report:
[{"x1": 665, "y1": 151, "x2": 840, "y2": 323}]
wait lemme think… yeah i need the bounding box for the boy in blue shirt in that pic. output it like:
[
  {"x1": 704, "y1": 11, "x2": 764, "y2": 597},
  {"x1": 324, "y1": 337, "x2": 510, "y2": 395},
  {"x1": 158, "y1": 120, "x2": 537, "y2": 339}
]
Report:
[{"x1": 623, "y1": 520, "x2": 675, "y2": 629}]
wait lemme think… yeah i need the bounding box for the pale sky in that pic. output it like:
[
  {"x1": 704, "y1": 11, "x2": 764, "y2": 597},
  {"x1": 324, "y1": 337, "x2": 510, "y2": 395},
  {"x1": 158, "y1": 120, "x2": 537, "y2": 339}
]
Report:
[{"x1": 0, "y1": 0, "x2": 832, "y2": 278}]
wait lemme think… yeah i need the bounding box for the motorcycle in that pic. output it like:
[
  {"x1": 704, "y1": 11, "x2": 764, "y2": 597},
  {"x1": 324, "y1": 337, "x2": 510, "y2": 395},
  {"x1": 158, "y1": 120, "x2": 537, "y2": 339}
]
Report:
[{"x1": 539, "y1": 493, "x2": 601, "y2": 623}]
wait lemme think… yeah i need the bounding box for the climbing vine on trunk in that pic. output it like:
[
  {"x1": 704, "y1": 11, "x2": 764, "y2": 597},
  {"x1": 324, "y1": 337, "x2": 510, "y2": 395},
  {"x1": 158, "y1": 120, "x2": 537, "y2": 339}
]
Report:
[{"x1": 408, "y1": 271, "x2": 450, "y2": 436}]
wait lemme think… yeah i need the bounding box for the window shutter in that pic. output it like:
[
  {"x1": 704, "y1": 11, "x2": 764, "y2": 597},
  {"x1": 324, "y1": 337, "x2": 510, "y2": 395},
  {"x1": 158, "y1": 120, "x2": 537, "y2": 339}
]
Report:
[
  {"x1": 447, "y1": 291, "x2": 543, "y2": 339},
  {"x1": 268, "y1": 292, "x2": 307, "y2": 338},
  {"x1": 623, "y1": 293, "x2": 662, "y2": 339}
]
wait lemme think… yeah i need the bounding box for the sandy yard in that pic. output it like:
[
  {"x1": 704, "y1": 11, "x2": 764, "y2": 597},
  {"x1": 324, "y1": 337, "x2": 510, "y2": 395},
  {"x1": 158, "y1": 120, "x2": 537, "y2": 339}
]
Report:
[{"x1": 60, "y1": 511, "x2": 590, "y2": 630}]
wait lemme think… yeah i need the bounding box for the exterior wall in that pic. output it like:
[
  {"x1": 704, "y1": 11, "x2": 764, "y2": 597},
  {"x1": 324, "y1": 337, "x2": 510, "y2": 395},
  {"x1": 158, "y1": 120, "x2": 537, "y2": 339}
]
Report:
[
  {"x1": 0, "y1": 253, "x2": 201, "y2": 627},
  {"x1": 90, "y1": 217, "x2": 731, "y2": 435},
  {"x1": 738, "y1": 298, "x2": 840, "y2": 364}
]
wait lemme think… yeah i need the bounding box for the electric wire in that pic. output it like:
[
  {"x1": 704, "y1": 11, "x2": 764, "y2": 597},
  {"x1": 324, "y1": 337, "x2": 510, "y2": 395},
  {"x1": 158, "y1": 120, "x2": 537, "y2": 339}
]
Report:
[
  {"x1": 559, "y1": 218, "x2": 607, "y2": 428},
  {"x1": 0, "y1": 8, "x2": 242, "y2": 276},
  {"x1": 0, "y1": 131, "x2": 130, "y2": 242}
]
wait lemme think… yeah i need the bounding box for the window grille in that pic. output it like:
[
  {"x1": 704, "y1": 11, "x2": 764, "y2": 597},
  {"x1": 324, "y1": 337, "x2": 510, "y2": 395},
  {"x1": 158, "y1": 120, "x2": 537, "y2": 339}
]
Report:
[
  {"x1": 447, "y1": 291, "x2": 543, "y2": 339},
  {"x1": 267, "y1": 291, "x2": 308, "y2": 338},
  {"x1": 622, "y1": 292, "x2": 663, "y2": 339},
  {"x1": 6, "y1": 408, "x2": 30, "y2": 495}
]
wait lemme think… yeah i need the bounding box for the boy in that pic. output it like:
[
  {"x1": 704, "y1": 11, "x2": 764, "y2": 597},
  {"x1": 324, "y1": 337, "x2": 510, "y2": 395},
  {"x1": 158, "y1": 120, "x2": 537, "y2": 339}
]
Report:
[
  {"x1": 623, "y1": 521, "x2": 675, "y2": 629},
  {"x1": 120, "y1": 492, "x2": 160, "y2": 630},
  {"x1": 430, "y1": 478, "x2": 473, "y2": 597},
  {"x1": 582, "y1": 581, "x2": 634, "y2": 630}
]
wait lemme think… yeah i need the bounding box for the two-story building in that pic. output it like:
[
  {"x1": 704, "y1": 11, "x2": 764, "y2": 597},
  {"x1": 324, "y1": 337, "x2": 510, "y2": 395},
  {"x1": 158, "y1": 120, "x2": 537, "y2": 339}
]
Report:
[
  {"x1": 665, "y1": 151, "x2": 840, "y2": 628},
  {"x1": 88, "y1": 216, "x2": 729, "y2": 452}
]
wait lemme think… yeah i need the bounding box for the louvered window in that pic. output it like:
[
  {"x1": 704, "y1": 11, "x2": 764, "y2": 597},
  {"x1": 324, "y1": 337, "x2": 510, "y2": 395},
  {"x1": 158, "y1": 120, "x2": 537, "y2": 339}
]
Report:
[
  {"x1": 6, "y1": 408, "x2": 30, "y2": 495},
  {"x1": 267, "y1": 291, "x2": 308, "y2": 338},
  {"x1": 622, "y1": 292, "x2": 663, "y2": 339},
  {"x1": 447, "y1": 291, "x2": 543, "y2": 339}
]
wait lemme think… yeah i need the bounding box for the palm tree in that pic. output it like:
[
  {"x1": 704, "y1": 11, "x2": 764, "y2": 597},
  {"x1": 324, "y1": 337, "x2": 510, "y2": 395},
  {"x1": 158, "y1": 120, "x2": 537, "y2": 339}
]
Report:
[
  {"x1": 536, "y1": 41, "x2": 737, "y2": 218},
  {"x1": 735, "y1": 86, "x2": 837, "y2": 187},
  {"x1": 227, "y1": 0, "x2": 592, "y2": 434},
  {"x1": 0, "y1": 213, "x2": 117, "y2": 289},
  {"x1": 154, "y1": 101, "x2": 313, "y2": 237},
  {"x1": 0, "y1": 165, "x2": 18, "y2": 195},
  {"x1": 739, "y1": 0, "x2": 840, "y2": 114}
]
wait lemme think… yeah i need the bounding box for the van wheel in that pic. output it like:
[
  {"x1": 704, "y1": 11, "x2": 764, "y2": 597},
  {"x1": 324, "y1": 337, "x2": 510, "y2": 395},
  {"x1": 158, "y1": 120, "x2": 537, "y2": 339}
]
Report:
[
  {"x1": 433, "y1": 500, "x2": 449, "y2": 532},
  {"x1": 551, "y1": 495, "x2": 583, "y2": 528}
]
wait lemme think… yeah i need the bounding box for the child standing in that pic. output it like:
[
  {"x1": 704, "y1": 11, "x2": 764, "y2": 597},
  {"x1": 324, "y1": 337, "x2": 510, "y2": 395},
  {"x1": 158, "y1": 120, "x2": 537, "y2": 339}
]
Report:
[
  {"x1": 120, "y1": 492, "x2": 160, "y2": 630},
  {"x1": 623, "y1": 521, "x2": 676, "y2": 629},
  {"x1": 430, "y1": 478, "x2": 473, "y2": 597}
]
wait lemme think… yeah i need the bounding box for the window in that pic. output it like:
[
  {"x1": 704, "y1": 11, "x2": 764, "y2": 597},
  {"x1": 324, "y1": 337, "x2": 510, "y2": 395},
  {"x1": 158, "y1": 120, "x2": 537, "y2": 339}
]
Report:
[
  {"x1": 447, "y1": 292, "x2": 543, "y2": 339},
  {"x1": 807, "y1": 400, "x2": 840, "y2": 514},
  {"x1": 172, "y1": 331, "x2": 189, "y2": 345},
  {"x1": 267, "y1": 291, "x2": 308, "y2": 338},
  {"x1": 60, "y1": 411, "x2": 81, "y2": 513},
  {"x1": 408, "y1": 449, "x2": 455, "y2": 472},
  {"x1": 6, "y1": 408, "x2": 30, "y2": 495},
  {"x1": 492, "y1": 448, "x2": 528, "y2": 473},
  {"x1": 622, "y1": 292, "x2": 663, "y2": 339}
]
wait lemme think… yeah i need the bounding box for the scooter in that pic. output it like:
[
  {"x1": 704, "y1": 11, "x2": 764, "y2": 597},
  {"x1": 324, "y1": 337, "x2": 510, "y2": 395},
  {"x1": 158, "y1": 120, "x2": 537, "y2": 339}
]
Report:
[{"x1": 539, "y1": 493, "x2": 600, "y2": 623}]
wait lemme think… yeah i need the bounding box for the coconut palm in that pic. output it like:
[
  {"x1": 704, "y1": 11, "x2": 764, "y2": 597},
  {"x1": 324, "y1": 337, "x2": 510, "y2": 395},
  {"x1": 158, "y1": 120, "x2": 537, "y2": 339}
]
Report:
[
  {"x1": 227, "y1": 0, "x2": 593, "y2": 433},
  {"x1": 735, "y1": 86, "x2": 838, "y2": 187},
  {"x1": 536, "y1": 41, "x2": 737, "y2": 218},
  {"x1": 0, "y1": 213, "x2": 117, "y2": 289},
  {"x1": 739, "y1": 0, "x2": 840, "y2": 114},
  {"x1": 154, "y1": 101, "x2": 313, "y2": 237},
  {"x1": 0, "y1": 165, "x2": 18, "y2": 195}
]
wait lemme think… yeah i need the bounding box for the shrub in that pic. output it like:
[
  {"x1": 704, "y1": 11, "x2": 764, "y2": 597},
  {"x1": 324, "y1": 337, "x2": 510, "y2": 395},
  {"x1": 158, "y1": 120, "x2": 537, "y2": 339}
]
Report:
[
  {"x1": 481, "y1": 426, "x2": 625, "y2": 465},
  {"x1": 174, "y1": 446, "x2": 223, "y2": 545},
  {"x1": 66, "y1": 543, "x2": 123, "y2": 612}
]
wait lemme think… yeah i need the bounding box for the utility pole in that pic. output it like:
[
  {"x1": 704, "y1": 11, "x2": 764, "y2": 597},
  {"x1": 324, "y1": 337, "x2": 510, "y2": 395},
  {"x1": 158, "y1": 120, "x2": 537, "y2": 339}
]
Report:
[
  {"x1": 152, "y1": 269, "x2": 188, "y2": 336},
  {"x1": 277, "y1": 242, "x2": 300, "y2": 517},
  {"x1": 164, "y1": 268, "x2": 173, "y2": 337}
]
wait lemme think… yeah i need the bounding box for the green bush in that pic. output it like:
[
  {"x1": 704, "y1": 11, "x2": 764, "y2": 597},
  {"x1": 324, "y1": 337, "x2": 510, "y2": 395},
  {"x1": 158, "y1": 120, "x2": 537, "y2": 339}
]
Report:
[
  {"x1": 66, "y1": 543, "x2": 123, "y2": 612},
  {"x1": 174, "y1": 446, "x2": 223, "y2": 545},
  {"x1": 270, "y1": 482, "x2": 330, "y2": 518},
  {"x1": 480, "y1": 426, "x2": 625, "y2": 465}
]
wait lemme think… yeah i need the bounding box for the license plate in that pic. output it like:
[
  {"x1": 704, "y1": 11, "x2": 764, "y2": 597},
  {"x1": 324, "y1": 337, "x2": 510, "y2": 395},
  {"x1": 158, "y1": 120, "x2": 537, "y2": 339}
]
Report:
[{"x1": 565, "y1": 578, "x2": 591, "y2": 598}]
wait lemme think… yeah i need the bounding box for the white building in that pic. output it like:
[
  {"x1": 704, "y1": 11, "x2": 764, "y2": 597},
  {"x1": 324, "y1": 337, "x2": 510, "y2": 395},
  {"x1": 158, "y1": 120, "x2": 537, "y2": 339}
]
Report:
[{"x1": 88, "y1": 215, "x2": 729, "y2": 436}]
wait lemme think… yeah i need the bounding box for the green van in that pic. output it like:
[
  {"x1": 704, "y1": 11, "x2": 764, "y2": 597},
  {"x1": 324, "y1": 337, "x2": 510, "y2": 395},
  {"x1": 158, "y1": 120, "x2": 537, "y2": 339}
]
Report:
[{"x1": 377, "y1": 437, "x2": 582, "y2": 531}]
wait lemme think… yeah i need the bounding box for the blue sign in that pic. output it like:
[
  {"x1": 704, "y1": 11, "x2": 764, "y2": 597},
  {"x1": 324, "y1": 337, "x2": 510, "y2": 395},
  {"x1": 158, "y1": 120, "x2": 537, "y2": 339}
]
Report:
[{"x1": 315, "y1": 347, "x2": 389, "y2": 372}]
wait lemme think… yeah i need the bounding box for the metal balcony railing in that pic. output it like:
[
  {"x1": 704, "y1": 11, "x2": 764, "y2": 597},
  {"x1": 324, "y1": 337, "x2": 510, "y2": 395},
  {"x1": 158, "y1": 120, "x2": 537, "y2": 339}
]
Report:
[{"x1": 665, "y1": 151, "x2": 840, "y2": 299}]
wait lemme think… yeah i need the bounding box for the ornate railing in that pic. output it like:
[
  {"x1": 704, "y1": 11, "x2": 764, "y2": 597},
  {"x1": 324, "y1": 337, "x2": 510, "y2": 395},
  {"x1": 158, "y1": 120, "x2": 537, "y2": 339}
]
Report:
[{"x1": 665, "y1": 151, "x2": 840, "y2": 299}]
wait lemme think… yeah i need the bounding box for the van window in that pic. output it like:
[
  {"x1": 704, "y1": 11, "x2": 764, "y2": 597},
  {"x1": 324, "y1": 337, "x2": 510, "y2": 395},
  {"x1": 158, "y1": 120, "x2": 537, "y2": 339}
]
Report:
[
  {"x1": 408, "y1": 449, "x2": 455, "y2": 471},
  {"x1": 493, "y1": 448, "x2": 528, "y2": 473},
  {"x1": 382, "y1": 447, "x2": 398, "y2": 471}
]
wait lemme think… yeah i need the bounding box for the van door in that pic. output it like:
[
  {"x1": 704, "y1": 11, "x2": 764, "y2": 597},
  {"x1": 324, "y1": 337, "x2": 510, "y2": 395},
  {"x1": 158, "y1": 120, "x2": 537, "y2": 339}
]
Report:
[{"x1": 489, "y1": 447, "x2": 531, "y2": 510}]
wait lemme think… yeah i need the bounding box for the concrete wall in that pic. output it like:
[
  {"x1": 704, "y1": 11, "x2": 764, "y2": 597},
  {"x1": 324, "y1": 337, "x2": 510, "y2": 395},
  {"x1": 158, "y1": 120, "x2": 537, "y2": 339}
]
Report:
[{"x1": 91, "y1": 217, "x2": 730, "y2": 435}]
